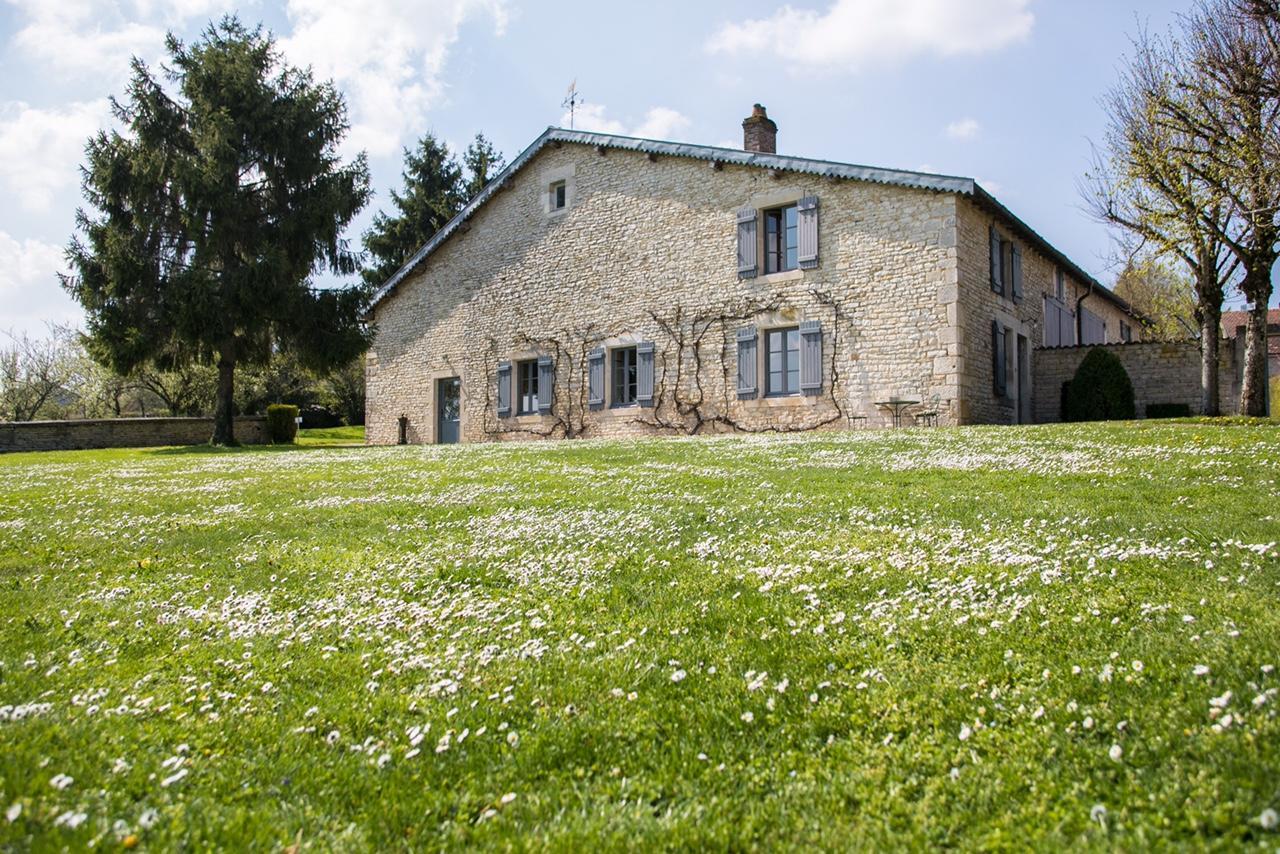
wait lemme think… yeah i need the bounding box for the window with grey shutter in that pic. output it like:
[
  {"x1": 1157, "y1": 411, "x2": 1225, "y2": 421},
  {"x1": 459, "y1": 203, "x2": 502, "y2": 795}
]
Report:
[
  {"x1": 587, "y1": 348, "x2": 605, "y2": 408},
  {"x1": 536, "y1": 355, "x2": 554, "y2": 413},
  {"x1": 799, "y1": 319, "x2": 822, "y2": 394},
  {"x1": 636, "y1": 341, "x2": 655, "y2": 407},
  {"x1": 989, "y1": 225, "x2": 1002, "y2": 294},
  {"x1": 737, "y1": 208, "x2": 758, "y2": 278},
  {"x1": 1011, "y1": 245, "x2": 1023, "y2": 302},
  {"x1": 1080, "y1": 307, "x2": 1106, "y2": 345},
  {"x1": 496, "y1": 361, "x2": 512, "y2": 416},
  {"x1": 1044, "y1": 298, "x2": 1060, "y2": 348},
  {"x1": 992, "y1": 321, "x2": 1006, "y2": 397},
  {"x1": 797, "y1": 196, "x2": 819, "y2": 269},
  {"x1": 736, "y1": 326, "x2": 758, "y2": 399}
]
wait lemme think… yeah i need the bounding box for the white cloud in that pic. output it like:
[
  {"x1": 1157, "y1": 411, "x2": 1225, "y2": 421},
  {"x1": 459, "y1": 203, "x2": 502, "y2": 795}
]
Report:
[
  {"x1": 561, "y1": 102, "x2": 692, "y2": 141},
  {"x1": 0, "y1": 100, "x2": 113, "y2": 214},
  {"x1": 279, "y1": 0, "x2": 509, "y2": 158},
  {"x1": 706, "y1": 0, "x2": 1033, "y2": 71},
  {"x1": 945, "y1": 118, "x2": 981, "y2": 141},
  {"x1": 3, "y1": 0, "x2": 253, "y2": 87},
  {"x1": 0, "y1": 232, "x2": 81, "y2": 337}
]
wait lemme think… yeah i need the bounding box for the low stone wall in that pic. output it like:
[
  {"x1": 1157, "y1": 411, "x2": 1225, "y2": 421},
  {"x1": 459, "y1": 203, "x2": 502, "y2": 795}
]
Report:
[
  {"x1": 1032, "y1": 339, "x2": 1242, "y2": 423},
  {"x1": 0, "y1": 416, "x2": 270, "y2": 453}
]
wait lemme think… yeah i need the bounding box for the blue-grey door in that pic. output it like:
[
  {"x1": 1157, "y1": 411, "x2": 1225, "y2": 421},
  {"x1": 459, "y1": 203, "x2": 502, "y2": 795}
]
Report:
[{"x1": 436, "y1": 377, "x2": 460, "y2": 444}]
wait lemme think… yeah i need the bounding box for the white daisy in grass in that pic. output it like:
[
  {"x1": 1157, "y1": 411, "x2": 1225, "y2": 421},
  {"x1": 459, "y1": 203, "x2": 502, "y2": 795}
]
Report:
[{"x1": 49, "y1": 774, "x2": 73, "y2": 790}]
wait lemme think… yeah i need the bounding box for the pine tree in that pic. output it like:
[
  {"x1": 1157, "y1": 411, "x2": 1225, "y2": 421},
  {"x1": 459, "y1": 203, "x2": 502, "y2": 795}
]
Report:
[
  {"x1": 361, "y1": 134, "x2": 464, "y2": 289},
  {"x1": 463, "y1": 133, "x2": 507, "y2": 200},
  {"x1": 63, "y1": 17, "x2": 371, "y2": 444},
  {"x1": 362, "y1": 132, "x2": 505, "y2": 289}
]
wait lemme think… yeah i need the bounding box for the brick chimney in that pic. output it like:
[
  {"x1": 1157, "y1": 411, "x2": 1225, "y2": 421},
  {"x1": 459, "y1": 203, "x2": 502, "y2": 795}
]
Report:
[{"x1": 742, "y1": 104, "x2": 777, "y2": 154}]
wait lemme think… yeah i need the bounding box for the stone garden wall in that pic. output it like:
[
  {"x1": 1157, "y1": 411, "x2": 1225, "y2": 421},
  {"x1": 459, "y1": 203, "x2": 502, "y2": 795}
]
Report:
[
  {"x1": 1032, "y1": 339, "x2": 1242, "y2": 423},
  {"x1": 0, "y1": 416, "x2": 270, "y2": 453}
]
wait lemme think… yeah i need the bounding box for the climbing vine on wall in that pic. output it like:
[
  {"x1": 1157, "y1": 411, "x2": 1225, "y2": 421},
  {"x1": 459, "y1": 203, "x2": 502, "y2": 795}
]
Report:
[{"x1": 480, "y1": 290, "x2": 856, "y2": 440}]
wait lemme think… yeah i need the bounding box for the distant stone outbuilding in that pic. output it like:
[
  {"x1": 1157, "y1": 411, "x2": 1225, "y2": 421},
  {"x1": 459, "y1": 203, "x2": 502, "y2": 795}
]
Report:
[{"x1": 364, "y1": 106, "x2": 1146, "y2": 444}]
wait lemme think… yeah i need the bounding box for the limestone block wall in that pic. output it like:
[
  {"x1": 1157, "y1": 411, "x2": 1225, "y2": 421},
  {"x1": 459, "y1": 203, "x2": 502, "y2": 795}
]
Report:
[
  {"x1": 954, "y1": 196, "x2": 1141, "y2": 425},
  {"x1": 0, "y1": 416, "x2": 270, "y2": 453},
  {"x1": 1031, "y1": 340, "x2": 1241, "y2": 423},
  {"x1": 366, "y1": 142, "x2": 964, "y2": 444}
]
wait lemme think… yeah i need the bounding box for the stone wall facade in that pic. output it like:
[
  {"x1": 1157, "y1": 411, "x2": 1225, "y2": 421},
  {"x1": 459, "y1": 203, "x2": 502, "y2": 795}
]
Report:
[
  {"x1": 1031, "y1": 339, "x2": 1242, "y2": 423},
  {"x1": 366, "y1": 139, "x2": 1143, "y2": 444},
  {"x1": 954, "y1": 196, "x2": 1139, "y2": 426},
  {"x1": 0, "y1": 416, "x2": 270, "y2": 453}
]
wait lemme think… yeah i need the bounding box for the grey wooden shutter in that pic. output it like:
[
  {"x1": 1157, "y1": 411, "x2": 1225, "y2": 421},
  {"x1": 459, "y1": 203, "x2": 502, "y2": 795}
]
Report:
[
  {"x1": 536, "y1": 355, "x2": 554, "y2": 413},
  {"x1": 799, "y1": 319, "x2": 822, "y2": 394},
  {"x1": 737, "y1": 208, "x2": 758, "y2": 278},
  {"x1": 989, "y1": 225, "x2": 1002, "y2": 294},
  {"x1": 496, "y1": 361, "x2": 512, "y2": 416},
  {"x1": 992, "y1": 321, "x2": 1006, "y2": 396},
  {"x1": 736, "y1": 326, "x2": 758, "y2": 399},
  {"x1": 1062, "y1": 309, "x2": 1076, "y2": 347},
  {"x1": 587, "y1": 348, "x2": 605, "y2": 408},
  {"x1": 636, "y1": 341, "x2": 655, "y2": 407},
  {"x1": 1010, "y1": 245, "x2": 1023, "y2": 301},
  {"x1": 797, "y1": 196, "x2": 819, "y2": 269},
  {"x1": 1080, "y1": 308, "x2": 1105, "y2": 345},
  {"x1": 1044, "y1": 300, "x2": 1060, "y2": 348}
]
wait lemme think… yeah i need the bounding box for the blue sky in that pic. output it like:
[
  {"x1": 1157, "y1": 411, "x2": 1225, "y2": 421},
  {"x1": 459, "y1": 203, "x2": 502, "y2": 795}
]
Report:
[{"x1": 1, "y1": 0, "x2": 1268, "y2": 338}]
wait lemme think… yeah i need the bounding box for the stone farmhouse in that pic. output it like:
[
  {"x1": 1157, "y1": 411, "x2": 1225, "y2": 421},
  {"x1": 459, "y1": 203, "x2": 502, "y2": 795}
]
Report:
[{"x1": 365, "y1": 105, "x2": 1146, "y2": 445}]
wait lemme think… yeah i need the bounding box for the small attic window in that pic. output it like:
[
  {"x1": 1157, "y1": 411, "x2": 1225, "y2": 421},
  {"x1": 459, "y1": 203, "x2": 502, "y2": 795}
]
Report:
[{"x1": 550, "y1": 180, "x2": 567, "y2": 210}]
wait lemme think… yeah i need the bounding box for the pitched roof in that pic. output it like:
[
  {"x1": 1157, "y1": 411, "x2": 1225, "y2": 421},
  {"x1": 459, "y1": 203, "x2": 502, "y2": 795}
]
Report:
[
  {"x1": 1221, "y1": 308, "x2": 1280, "y2": 334},
  {"x1": 367, "y1": 127, "x2": 1135, "y2": 317}
]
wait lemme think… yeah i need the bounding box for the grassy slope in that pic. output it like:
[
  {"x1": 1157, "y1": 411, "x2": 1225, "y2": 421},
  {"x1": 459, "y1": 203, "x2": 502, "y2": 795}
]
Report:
[{"x1": 0, "y1": 423, "x2": 1277, "y2": 850}]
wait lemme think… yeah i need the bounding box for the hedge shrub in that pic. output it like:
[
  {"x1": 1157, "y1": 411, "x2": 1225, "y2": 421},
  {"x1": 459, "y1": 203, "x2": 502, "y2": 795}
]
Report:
[
  {"x1": 1146, "y1": 402, "x2": 1192, "y2": 419},
  {"x1": 1063, "y1": 347, "x2": 1135, "y2": 422},
  {"x1": 266, "y1": 404, "x2": 299, "y2": 444}
]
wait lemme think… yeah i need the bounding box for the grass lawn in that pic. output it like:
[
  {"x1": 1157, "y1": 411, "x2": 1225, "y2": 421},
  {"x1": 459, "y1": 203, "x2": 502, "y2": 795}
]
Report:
[
  {"x1": 296, "y1": 425, "x2": 366, "y2": 447},
  {"x1": 1, "y1": 422, "x2": 1278, "y2": 849}
]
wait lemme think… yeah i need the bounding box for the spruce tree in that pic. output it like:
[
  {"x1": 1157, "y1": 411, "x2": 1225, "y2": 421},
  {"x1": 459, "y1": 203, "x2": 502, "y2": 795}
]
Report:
[{"x1": 63, "y1": 17, "x2": 371, "y2": 444}]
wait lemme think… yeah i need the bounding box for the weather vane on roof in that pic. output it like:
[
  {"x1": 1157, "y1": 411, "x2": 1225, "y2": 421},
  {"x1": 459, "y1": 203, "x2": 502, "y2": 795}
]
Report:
[{"x1": 562, "y1": 80, "x2": 580, "y2": 129}]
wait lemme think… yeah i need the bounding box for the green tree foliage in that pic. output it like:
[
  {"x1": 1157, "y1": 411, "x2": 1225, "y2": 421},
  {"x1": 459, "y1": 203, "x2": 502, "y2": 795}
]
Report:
[
  {"x1": 463, "y1": 133, "x2": 506, "y2": 200},
  {"x1": 63, "y1": 18, "x2": 372, "y2": 444},
  {"x1": 1112, "y1": 257, "x2": 1198, "y2": 341},
  {"x1": 361, "y1": 132, "x2": 505, "y2": 289},
  {"x1": 1065, "y1": 347, "x2": 1137, "y2": 422}
]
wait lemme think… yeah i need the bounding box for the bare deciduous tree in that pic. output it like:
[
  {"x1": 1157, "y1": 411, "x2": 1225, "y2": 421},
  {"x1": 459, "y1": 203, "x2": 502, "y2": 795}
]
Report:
[
  {"x1": 1083, "y1": 25, "x2": 1240, "y2": 415},
  {"x1": 0, "y1": 327, "x2": 78, "y2": 422}
]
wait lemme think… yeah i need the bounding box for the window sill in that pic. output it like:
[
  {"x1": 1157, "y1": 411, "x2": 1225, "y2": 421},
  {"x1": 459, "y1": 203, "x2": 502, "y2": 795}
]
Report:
[{"x1": 756, "y1": 269, "x2": 806, "y2": 285}]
